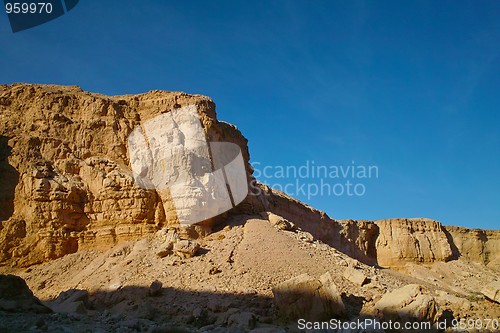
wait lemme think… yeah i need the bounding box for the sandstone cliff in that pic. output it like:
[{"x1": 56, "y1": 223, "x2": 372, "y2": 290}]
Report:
[
  {"x1": 0, "y1": 84, "x2": 262, "y2": 266},
  {"x1": 262, "y1": 186, "x2": 499, "y2": 268},
  {"x1": 0, "y1": 84, "x2": 498, "y2": 269}
]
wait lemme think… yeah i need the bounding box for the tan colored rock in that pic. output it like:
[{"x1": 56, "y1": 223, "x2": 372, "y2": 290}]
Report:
[
  {"x1": 173, "y1": 240, "x2": 200, "y2": 258},
  {"x1": 445, "y1": 226, "x2": 500, "y2": 266},
  {"x1": 481, "y1": 280, "x2": 500, "y2": 304},
  {"x1": 343, "y1": 267, "x2": 368, "y2": 286},
  {"x1": 48, "y1": 289, "x2": 89, "y2": 315},
  {"x1": 149, "y1": 280, "x2": 163, "y2": 297},
  {"x1": 267, "y1": 212, "x2": 294, "y2": 231},
  {"x1": 272, "y1": 272, "x2": 345, "y2": 321},
  {"x1": 375, "y1": 284, "x2": 438, "y2": 322},
  {"x1": 434, "y1": 290, "x2": 472, "y2": 313},
  {"x1": 0, "y1": 84, "x2": 264, "y2": 267},
  {"x1": 375, "y1": 218, "x2": 453, "y2": 268}
]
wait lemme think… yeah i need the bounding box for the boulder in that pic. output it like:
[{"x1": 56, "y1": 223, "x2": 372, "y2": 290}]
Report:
[
  {"x1": 173, "y1": 240, "x2": 200, "y2": 258},
  {"x1": 343, "y1": 267, "x2": 368, "y2": 286},
  {"x1": 434, "y1": 290, "x2": 471, "y2": 313},
  {"x1": 481, "y1": 280, "x2": 500, "y2": 304},
  {"x1": 48, "y1": 288, "x2": 89, "y2": 314},
  {"x1": 375, "y1": 284, "x2": 437, "y2": 322},
  {"x1": 272, "y1": 272, "x2": 345, "y2": 321},
  {"x1": 0, "y1": 274, "x2": 52, "y2": 313}
]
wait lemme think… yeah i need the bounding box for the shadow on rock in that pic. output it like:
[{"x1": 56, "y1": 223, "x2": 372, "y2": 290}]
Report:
[{"x1": 0, "y1": 135, "x2": 18, "y2": 222}]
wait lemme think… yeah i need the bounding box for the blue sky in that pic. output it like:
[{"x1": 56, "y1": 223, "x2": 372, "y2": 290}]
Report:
[{"x1": 1, "y1": 1, "x2": 499, "y2": 229}]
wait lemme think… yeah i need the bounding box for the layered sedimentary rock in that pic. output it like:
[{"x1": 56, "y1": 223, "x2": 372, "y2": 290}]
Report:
[
  {"x1": 0, "y1": 83, "x2": 498, "y2": 269},
  {"x1": 374, "y1": 218, "x2": 454, "y2": 267},
  {"x1": 0, "y1": 84, "x2": 262, "y2": 266}
]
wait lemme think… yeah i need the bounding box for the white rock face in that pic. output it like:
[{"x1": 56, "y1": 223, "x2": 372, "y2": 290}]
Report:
[{"x1": 128, "y1": 105, "x2": 248, "y2": 225}]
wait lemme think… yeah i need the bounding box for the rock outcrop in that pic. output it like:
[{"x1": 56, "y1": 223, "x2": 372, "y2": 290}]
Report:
[
  {"x1": 272, "y1": 272, "x2": 345, "y2": 321},
  {"x1": 0, "y1": 83, "x2": 499, "y2": 270},
  {"x1": 0, "y1": 84, "x2": 263, "y2": 266},
  {"x1": 445, "y1": 226, "x2": 500, "y2": 267},
  {"x1": 374, "y1": 284, "x2": 438, "y2": 323},
  {"x1": 374, "y1": 218, "x2": 454, "y2": 268}
]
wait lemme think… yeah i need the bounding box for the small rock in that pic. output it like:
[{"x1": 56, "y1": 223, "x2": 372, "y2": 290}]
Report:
[
  {"x1": 173, "y1": 240, "x2": 200, "y2": 258},
  {"x1": 156, "y1": 250, "x2": 171, "y2": 258},
  {"x1": 189, "y1": 307, "x2": 212, "y2": 327},
  {"x1": 209, "y1": 266, "x2": 221, "y2": 275},
  {"x1": 343, "y1": 267, "x2": 368, "y2": 286},
  {"x1": 298, "y1": 232, "x2": 314, "y2": 243},
  {"x1": 272, "y1": 272, "x2": 345, "y2": 321},
  {"x1": 267, "y1": 212, "x2": 295, "y2": 231},
  {"x1": 244, "y1": 288, "x2": 257, "y2": 295},
  {"x1": 348, "y1": 259, "x2": 361, "y2": 268},
  {"x1": 149, "y1": 280, "x2": 163, "y2": 297}
]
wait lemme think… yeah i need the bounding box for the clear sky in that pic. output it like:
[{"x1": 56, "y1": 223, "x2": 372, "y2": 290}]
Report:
[{"x1": 1, "y1": 1, "x2": 499, "y2": 230}]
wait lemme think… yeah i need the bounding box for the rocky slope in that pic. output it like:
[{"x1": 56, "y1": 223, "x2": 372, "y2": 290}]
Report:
[
  {"x1": 0, "y1": 84, "x2": 499, "y2": 332},
  {"x1": 0, "y1": 216, "x2": 499, "y2": 332}
]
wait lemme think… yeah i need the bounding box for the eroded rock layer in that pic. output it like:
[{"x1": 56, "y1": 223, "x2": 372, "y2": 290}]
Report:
[
  {"x1": 0, "y1": 84, "x2": 498, "y2": 269},
  {"x1": 0, "y1": 84, "x2": 261, "y2": 266}
]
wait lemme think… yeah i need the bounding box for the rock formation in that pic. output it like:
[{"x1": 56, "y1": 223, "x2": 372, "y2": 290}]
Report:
[
  {"x1": 374, "y1": 218, "x2": 454, "y2": 267},
  {"x1": 272, "y1": 272, "x2": 345, "y2": 321},
  {"x1": 0, "y1": 274, "x2": 51, "y2": 313},
  {"x1": 374, "y1": 284, "x2": 438, "y2": 323},
  {"x1": 0, "y1": 84, "x2": 262, "y2": 267},
  {"x1": 0, "y1": 83, "x2": 499, "y2": 272}
]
